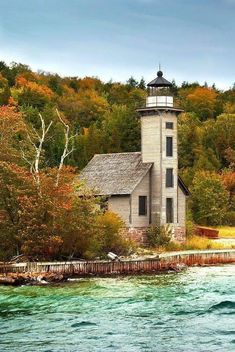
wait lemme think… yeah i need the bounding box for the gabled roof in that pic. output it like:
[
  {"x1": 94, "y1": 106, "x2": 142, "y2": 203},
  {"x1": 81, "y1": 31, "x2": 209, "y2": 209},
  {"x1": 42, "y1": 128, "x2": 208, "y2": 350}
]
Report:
[{"x1": 80, "y1": 152, "x2": 152, "y2": 195}]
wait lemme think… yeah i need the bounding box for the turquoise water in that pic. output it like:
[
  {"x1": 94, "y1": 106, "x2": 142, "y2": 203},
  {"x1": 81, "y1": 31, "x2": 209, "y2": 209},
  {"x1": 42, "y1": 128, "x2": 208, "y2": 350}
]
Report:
[{"x1": 0, "y1": 266, "x2": 234, "y2": 352}]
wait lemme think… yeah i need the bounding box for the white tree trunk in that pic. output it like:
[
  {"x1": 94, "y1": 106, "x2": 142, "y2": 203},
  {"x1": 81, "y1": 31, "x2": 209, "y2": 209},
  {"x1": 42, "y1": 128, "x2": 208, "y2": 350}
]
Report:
[
  {"x1": 55, "y1": 109, "x2": 75, "y2": 187},
  {"x1": 21, "y1": 113, "x2": 52, "y2": 192}
]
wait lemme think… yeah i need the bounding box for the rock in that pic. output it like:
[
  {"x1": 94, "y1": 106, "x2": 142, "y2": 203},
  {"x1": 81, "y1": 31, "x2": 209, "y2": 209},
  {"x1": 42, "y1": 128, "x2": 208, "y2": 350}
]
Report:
[
  {"x1": 169, "y1": 263, "x2": 187, "y2": 272},
  {"x1": 0, "y1": 272, "x2": 67, "y2": 286},
  {"x1": 0, "y1": 276, "x2": 16, "y2": 285}
]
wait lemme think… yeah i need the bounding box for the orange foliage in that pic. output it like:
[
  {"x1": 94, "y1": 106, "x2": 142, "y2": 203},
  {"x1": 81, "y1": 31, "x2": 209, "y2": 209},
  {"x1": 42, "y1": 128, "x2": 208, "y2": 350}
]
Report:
[
  {"x1": 186, "y1": 87, "x2": 217, "y2": 118},
  {"x1": 83, "y1": 127, "x2": 89, "y2": 135},
  {"x1": 8, "y1": 96, "x2": 17, "y2": 106},
  {"x1": 26, "y1": 81, "x2": 54, "y2": 98},
  {"x1": 78, "y1": 77, "x2": 101, "y2": 91},
  {"x1": 15, "y1": 75, "x2": 28, "y2": 87},
  {"x1": 188, "y1": 86, "x2": 217, "y2": 99},
  {"x1": 222, "y1": 171, "x2": 235, "y2": 196},
  {"x1": 15, "y1": 72, "x2": 39, "y2": 86},
  {"x1": 0, "y1": 106, "x2": 26, "y2": 161},
  {"x1": 16, "y1": 74, "x2": 54, "y2": 99}
]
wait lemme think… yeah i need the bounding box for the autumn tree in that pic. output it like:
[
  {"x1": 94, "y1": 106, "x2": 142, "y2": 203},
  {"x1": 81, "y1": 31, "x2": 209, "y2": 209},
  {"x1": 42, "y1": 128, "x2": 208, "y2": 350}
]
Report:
[
  {"x1": 101, "y1": 104, "x2": 140, "y2": 153},
  {"x1": 0, "y1": 162, "x2": 35, "y2": 258},
  {"x1": 180, "y1": 86, "x2": 218, "y2": 120},
  {"x1": 0, "y1": 106, "x2": 26, "y2": 163},
  {"x1": 191, "y1": 171, "x2": 229, "y2": 225},
  {"x1": 202, "y1": 113, "x2": 235, "y2": 168},
  {"x1": 178, "y1": 112, "x2": 202, "y2": 168},
  {"x1": 14, "y1": 75, "x2": 54, "y2": 109},
  {"x1": 0, "y1": 73, "x2": 11, "y2": 105}
]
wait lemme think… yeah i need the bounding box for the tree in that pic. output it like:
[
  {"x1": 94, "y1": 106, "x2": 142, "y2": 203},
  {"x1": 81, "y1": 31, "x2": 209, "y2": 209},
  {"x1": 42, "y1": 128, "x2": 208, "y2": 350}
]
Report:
[
  {"x1": 202, "y1": 113, "x2": 235, "y2": 168},
  {"x1": 191, "y1": 171, "x2": 229, "y2": 225},
  {"x1": 0, "y1": 73, "x2": 11, "y2": 105},
  {"x1": 127, "y1": 76, "x2": 138, "y2": 89},
  {"x1": 14, "y1": 75, "x2": 54, "y2": 109},
  {"x1": 0, "y1": 106, "x2": 26, "y2": 162},
  {"x1": 180, "y1": 87, "x2": 217, "y2": 120},
  {"x1": 0, "y1": 162, "x2": 35, "y2": 258},
  {"x1": 0, "y1": 164, "x2": 101, "y2": 260},
  {"x1": 102, "y1": 104, "x2": 140, "y2": 153},
  {"x1": 178, "y1": 112, "x2": 202, "y2": 168},
  {"x1": 0, "y1": 61, "x2": 31, "y2": 86},
  {"x1": 55, "y1": 109, "x2": 76, "y2": 186},
  {"x1": 138, "y1": 77, "x2": 146, "y2": 90},
  {"x1": 21, "y1": 112, "x2": 53, "y2": 189},
  {"x1": 59, "y1": 89, "x2": 108, "y2": 127}
]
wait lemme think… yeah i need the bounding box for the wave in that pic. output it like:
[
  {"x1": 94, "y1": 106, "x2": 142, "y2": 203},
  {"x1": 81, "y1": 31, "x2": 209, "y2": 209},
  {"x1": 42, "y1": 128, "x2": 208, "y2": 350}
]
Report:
[
  {"x1": 71, "y1": 321, "x2": 97, "y2": 328},
  {"x1": 209, "y1": 300, "x2": 235, "y2": 312}
]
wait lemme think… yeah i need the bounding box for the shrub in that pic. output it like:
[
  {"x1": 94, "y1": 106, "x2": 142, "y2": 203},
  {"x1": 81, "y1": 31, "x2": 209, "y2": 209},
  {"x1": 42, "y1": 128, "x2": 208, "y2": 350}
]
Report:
[
  {"x1": 146, "y1": 224, "x2": 172, "y2": 247},
  {"x1": 164, "y1": 241, "x2": 182, "y2": 251},
  {"x1": 186, "y1": 220, "x2": 196, "y2": 238},
  {"x1": 97, "y1": 211, "x2": 133, "y2": 256},
  {"x1": 224, "y1": 211, "x2": 235, "y2": 226}
]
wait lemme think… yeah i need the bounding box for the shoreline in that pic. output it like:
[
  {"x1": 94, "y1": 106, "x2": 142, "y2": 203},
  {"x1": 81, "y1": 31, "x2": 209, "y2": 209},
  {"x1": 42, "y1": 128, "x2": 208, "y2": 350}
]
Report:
[{"x1": 0, "y1": 249, "x2": 235, "y2": 286}]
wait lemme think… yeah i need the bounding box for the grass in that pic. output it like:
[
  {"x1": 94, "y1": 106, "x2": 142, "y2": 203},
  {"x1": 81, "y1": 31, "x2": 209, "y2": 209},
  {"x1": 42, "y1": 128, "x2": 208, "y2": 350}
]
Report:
[
  {"x1": 165, "y1": 236, "x2": 229, "y2": 251},
  {"x1": 136, "y1": 235, "x2": 234, "y2": 256},
  {"x1": 135, "y1": 227, "x2": 235, "y2": 257},
  {"x1": 213, "y1": 226, "x2": 235, "y2": 238}
]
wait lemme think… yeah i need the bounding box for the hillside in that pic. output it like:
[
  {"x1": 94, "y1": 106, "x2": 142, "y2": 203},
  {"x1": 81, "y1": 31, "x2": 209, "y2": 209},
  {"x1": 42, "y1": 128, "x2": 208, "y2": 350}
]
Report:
[{"x1": 0, "y1": 61, "x2": 234, "y2": 260}]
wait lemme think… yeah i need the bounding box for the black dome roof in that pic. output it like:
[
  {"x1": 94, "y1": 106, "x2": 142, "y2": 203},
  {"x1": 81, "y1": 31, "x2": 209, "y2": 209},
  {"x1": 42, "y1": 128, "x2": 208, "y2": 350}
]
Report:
[{"x1": 147, "y1": 70, "x2": 172, "y2": 88}]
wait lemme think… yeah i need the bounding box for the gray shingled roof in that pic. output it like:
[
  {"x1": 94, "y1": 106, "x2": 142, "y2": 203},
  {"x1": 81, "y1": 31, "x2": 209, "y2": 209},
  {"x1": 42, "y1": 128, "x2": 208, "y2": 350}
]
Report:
[{"x1": 80, "y1": 152, "x2": 152, "y2": 195}]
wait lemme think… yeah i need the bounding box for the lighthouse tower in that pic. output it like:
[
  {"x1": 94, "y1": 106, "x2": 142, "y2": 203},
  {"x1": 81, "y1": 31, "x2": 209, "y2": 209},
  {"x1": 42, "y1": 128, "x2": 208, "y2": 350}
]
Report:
[{"x1": 138, "y1": 70, "x2": 183, "y2": 230}]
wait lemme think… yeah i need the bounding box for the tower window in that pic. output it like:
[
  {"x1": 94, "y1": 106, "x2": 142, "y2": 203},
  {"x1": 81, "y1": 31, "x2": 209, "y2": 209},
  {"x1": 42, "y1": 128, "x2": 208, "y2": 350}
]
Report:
[
  {"x1": 166, "y1": 122, "x2": 173, "y2": 129},
  {"x1": 166, "y1": 168, "x2": 174, "y2": 187},
  {"x1": 166, "y1": 136, "x2": 173, "y2": 157},
  {"x1": 166, "y1": 198, "x2": 174, "y2": 223},
  {"x1": 139, "y1": 196, "x2": 147, "y2": 216}
]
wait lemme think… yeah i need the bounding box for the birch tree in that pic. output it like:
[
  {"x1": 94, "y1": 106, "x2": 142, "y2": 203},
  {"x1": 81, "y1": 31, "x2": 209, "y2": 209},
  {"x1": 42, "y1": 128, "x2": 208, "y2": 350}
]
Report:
[
  {"x1": 21, "y1": 113, "x2": 52, "y2": 190},
  {"x1": 55, "y1": 108, "x2": 75, "y2": 186}
]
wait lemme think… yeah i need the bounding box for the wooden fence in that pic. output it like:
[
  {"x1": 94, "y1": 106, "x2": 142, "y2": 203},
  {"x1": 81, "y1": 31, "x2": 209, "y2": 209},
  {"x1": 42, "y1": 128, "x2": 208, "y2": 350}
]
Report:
[{"x1": 0, "y1": 249, "x2": 235, "y2": 277}]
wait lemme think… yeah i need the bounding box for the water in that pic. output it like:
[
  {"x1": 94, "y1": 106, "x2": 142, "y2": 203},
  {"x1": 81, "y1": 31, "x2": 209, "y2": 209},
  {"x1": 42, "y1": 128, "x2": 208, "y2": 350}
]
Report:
[{"x1": 0, "y1": 265, "x2": 234, "y2": 352}]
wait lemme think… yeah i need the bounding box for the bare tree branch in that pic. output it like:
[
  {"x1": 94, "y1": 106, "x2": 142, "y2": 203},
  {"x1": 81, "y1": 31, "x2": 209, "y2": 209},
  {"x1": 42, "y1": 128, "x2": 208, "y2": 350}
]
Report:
[
  {"x1": 21, "y1": 114, "x2": 53, "y2": 192},
  {"x1": 55, "y1": 109, "x2": 75, "y2": 187}
]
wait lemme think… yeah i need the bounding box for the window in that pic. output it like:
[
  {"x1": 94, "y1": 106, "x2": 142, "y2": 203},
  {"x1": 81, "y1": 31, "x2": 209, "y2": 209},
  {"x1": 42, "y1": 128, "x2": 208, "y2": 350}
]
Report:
[
  {"x1": 166, "y1": 168, "x2": 174, "y2": 187},
  {"x1": 166, "y1": 122, "x2": 173, "y2": 129},
  {"x1": 139, "y1": 196, "x2": 147, "y2": 216},
  {"x1": 166, "y1": 136, "x2": 173, "y2": 157},
  {"x1": 166, "y1": 198, "x2": 174, "y2": 223}
]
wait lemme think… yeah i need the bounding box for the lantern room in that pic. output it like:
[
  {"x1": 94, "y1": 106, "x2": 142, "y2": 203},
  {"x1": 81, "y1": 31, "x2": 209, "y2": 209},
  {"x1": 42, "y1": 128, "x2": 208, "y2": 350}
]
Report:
[{"x1": 146, "y1": 70, "x2": 173, "y2": 108}]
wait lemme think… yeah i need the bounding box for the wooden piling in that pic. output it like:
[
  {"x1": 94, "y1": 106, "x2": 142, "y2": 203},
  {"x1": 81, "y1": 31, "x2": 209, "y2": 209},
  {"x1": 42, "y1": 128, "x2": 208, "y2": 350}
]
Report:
[{"x1": 0, "y1": 250, "x2": 234, "y2": 277}]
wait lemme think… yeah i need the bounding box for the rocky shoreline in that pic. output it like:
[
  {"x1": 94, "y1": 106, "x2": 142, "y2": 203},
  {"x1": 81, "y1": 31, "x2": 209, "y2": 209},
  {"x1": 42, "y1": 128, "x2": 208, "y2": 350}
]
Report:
[
  {"x1": 0, "y1": 272, "x2": 67, "y2": 286},
  {"x1": 1, "y1": 250, "x2": 234, "y2": 285}
]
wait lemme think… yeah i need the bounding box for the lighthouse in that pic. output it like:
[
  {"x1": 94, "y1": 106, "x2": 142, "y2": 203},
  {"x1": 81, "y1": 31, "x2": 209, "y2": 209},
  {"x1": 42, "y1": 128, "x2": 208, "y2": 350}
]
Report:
[
  {"x1": 138, "y1": 70, "x2": 184, "y2": 232},
  {"x1": 82, "y1": 69, "x2": 189, "y2": 243}
]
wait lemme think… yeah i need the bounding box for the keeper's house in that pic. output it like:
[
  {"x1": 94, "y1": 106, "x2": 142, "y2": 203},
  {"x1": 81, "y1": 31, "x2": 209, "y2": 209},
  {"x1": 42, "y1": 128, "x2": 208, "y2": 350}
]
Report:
[{"x1": 81, "y1": 70, "x2": 189, "y2": 242}]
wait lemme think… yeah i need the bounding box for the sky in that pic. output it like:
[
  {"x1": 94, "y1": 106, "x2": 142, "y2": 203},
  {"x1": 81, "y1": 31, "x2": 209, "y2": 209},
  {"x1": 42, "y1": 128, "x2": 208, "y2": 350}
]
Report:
[{"x1": 0, "y1": 0, "x2": 234, "y2": 89}]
